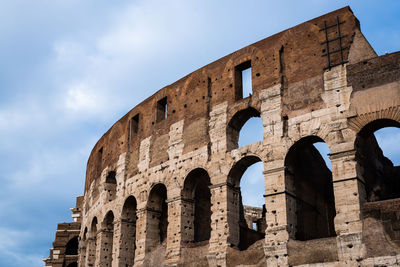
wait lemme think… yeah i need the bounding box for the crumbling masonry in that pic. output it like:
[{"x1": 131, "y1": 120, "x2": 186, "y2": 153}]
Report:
[{"x1": 44, "y1": 6, "x2": 400, "y2": 267}]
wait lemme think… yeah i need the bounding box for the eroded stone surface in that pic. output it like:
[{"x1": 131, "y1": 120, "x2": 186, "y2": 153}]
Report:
[{"x1": 44, "y1": 7, "x2": 400, "y2": 267}]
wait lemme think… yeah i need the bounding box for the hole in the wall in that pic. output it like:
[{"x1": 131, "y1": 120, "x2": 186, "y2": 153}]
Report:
[
  {"x1": 129, "y1": 114, "x2": 139, "y2": 140},
  {"x1": 156, "y1": 97, "x2": 168, "y2": 122},
  {"x1": 235, "y1": 60, "x2": 252, "y2": 100},
  {"x1": 106, "y1": 171, "x2": 117, "y2": 184},
  {"x1": 238, "y1": 117, "x2": 263, "y2": 147},
  {"x1": 228, "y1": 156, "x2": 266, "y2": 250},
  {"x1": 285, "y1": 136, "x2": 336, "y2": 241},
  {"x1": 120, "y1": 196, "x2": 137, "y2": 265},
  {"x1": 355, "y1": 121, "x2": 400, "y2": 202},
  {"x1": 227, "y1": 107, "x2": 262, "y2": 151},
  {"x1": 65, "y1": 236, "x2": 79, "y2": 255},
  {"x1": 147, "y1": 184, "x2": 168, "y2": 245}
]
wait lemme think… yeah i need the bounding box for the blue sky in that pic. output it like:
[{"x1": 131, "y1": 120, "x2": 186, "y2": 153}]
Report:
[{"x1": 0, "y1": 1, "x2": 399, "y2": 266}]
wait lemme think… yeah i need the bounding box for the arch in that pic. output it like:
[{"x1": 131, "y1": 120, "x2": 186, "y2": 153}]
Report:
[
  {"x1": 355, "y1": 119, "x2": 400, "y2": 202},
  {"x1": 227, "y1": 155, "x2": 266, "y2": 250},
  {"x1": 103, "y1": 210, "x2": 114, "y2": 229},
  {"x1": 228, "y1": 155, "x2": 262, "y2": 187},
  {"x1": 227, "y1": 107, "x2": 261, "y2": 151},
  {"x1": 90, "y1": 217, "x2": 98, "y2": 235},
  {"x1": 119, "y1": 196, "x2": 137, "y2": 266},
  {"x1": 65, "y1": 236, "x2": 79, "y2": 255},
  {"x1": 86, "y1": 217, "x2": 98, "y2": 266},
  {"x1": 181, "y1": 168, "x2": 212, "y2": 243},
  {"x1": 284, "y1": 136, "x2": 336, "y2": 241},
  {"x1": 100, "y1": 211, "x2": 114, "y2": 267},
  {"x1": 146, "y1": 183, "x2": 168, "y2": 250},
  {"x1": 357, "y1": 118, "x2": 400, "y2": 137}
]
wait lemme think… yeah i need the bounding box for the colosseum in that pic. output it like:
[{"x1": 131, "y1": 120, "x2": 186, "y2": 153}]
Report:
[{"x1": 44, "y1": 6, "x2": 400, "y2": 267}]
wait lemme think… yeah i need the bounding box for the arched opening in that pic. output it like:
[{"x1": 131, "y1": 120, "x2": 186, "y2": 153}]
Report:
[
  {"x1": 227, "y1": 107, "x2": 262, "y2": 151},
  {"x1": 285, "y1": 136, "x2": 336, "y2": 241},
  {"x1": 147, "y1": 184, "x2": 168, "y2": 250},
  {"x1": 355, "y1": 119, "x2": 400, "y2": 202},
  {"x1": 182, "y1": 168, "x2": 212, "y2": 243},
  {"x1": 238, "y1": 117, "x2": 264, "y2": 147},
  {"x1": 65, "y1": 236, "x2": 78, "y2": 255},
  {"x1": 228, "y1": 156, "x2": 266, "y2": 250},
  {"x1": 120, "y1": 196, "x2": 137, "y2": 266},
  {"x1": 86, "y1": 217, "x2": 98, "y2": 266},
  {"x1": 66, "y1": 262, "x2": 77, "y2": 267},
  {"x1": 101, "y1": 211, "x2": 114, "y2": 267}
]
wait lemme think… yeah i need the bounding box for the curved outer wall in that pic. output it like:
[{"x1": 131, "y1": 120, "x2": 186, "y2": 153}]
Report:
[{"x1": 45, "y1": 6, "x2": 400, "y2": 267}]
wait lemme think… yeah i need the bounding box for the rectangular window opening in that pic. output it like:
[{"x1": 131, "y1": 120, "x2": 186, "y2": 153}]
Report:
[
  {"x1": 98, "y1": 147, "x2": 103, "y2": 162},
  {"x1": 235, "y1": 61, "x2": 252, "y2": 100},
  {"x1": 96, "y1": 147, "x2": 103, "y2": 178},
  {"x1": 156, "y1": 97, "x2": 168, "y2": 122},
  {"x1": 130, "y1": 114, "x2": 139, "y2": 139},
  {"x1": 252, "y1": 222, "x2": 257, "y2": 231}
]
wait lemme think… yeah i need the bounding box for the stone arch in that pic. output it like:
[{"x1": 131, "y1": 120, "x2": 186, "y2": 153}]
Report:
[
  {"x1": 181, "y1": 168, "x2": 212, "y2": 243},
  {"x1": 146, "y1": 183, "x2": 168, "y2": 250},
  {"x1": 227, "y1": 155, "x2": 266, "y2": 250},
  {"x1": 79, "y1": 227, "x2": 88, "y2": 265},
  {"x1": 348, "y1": 107, "x2": 400, "y2": 134},
  {"x1": 284, "y1": 136, "x2": 336, "y2": 241},
  {"x1": 355, "y1": 118, "x2": 400, "y2": 202},
  {"x1": 65, "y1": 236, "x2": 78, "y2": 255},
  {"x1": 86, "y1": 217, "x2": 98, "y2": 266},
  {"x1": 99, "y1": 211, "x2": 114, "y2": 267},
  {"x1": 119, "y1": 195, "x2": 138, "y2": 266},
  {"x1": 227, "y1": 107, "x2": 262, "y2": 151}
]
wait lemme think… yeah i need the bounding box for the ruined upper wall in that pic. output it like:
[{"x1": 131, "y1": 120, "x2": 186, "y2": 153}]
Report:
[
  {"x1": 84, "y1": 6, "x2": 371, "y2": 192},
  {"x1": 347, "y1": 51, "x2": 400, "y2": 92}
]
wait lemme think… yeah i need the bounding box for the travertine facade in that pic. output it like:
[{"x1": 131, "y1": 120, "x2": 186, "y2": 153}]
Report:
[{"x1": 45, "y1": 6, "x2": 400, "y2": 267}]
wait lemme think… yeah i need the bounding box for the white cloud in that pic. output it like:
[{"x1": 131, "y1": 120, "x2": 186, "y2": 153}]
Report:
[
  {"x1": 65, "y1": 82, "x2": 100, "y2": 113},
  {"x1": 0, "y1": 227, "x2": 43, "y2": 267}
]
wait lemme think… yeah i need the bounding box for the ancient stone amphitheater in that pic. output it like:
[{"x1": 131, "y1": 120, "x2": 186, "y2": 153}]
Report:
[{"x1": 44, "y1": 6, "x2": 400, "y2": 267}]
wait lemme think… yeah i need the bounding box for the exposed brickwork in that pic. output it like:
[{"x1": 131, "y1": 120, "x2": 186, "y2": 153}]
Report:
[{"x1": 45, "y1": 6, "x2": 400, "y2": 267}]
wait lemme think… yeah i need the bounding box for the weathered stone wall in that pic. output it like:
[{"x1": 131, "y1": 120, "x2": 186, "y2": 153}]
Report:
[{"x1": 45, "y1": 6, "x2": 400, "y2": 267}]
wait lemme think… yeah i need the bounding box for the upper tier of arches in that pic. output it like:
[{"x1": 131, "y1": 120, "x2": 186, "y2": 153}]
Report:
[{"x1": 83, "y1": 7, "x2": 369, "y2": 192}]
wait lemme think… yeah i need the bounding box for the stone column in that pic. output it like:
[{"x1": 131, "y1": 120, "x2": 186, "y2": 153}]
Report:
[
  {"x1": 330, "y1": 149, "x2": 366, "y2": 261},
  {"x1": 207, "y1": 182, "x2": 236, "y2": 267},
  {"x1": 179, "y1": 198, "x2": 195, "y2": 244},
  {"x1": 134, "y1": 209, "x2": 147, "y2": 265},
  {"x1": 263, "y1": 164, "x2": 291, "y2": 267},
  {"x1": 110, "y1": 219, "x2": 121, "y2": 267},
  {"x1": 85, "y1": 236, "x2": 97, "y2": 267},
  {"x1": 115, "y1": 218, "x2": 136, "y2": 267},
  {"x1": 77, "y1": 239, "x2": 87, "y2": 267},
  {"x1": 165, "y1": 197, "x2": 194, "y2": 265},
  {"x1": 95, "y1": 228, "x2": 114, "y2": 267}
]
